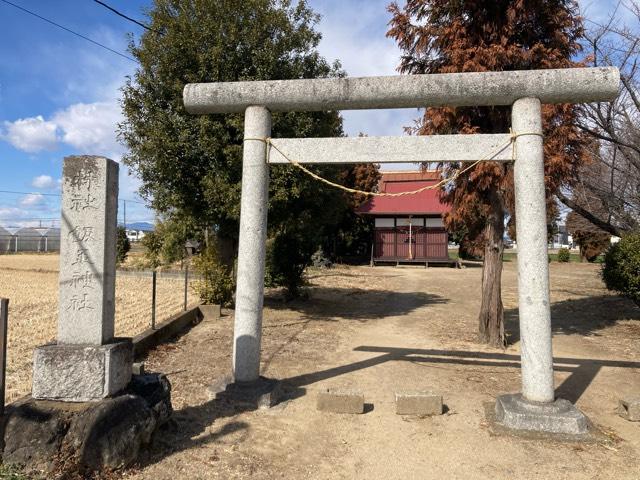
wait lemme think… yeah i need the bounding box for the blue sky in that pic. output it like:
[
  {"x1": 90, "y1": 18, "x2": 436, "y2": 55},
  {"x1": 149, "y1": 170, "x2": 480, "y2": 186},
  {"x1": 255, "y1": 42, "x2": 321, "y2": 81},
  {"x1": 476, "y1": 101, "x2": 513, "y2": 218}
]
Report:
[{"x1": 0, "y1": 0, "x2": 628, "y2": 227}]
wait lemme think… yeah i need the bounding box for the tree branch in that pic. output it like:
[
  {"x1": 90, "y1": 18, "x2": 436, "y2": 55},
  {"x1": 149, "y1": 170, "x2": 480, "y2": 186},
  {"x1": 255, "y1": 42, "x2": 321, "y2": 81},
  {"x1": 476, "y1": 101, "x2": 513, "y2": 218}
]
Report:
[{"x1": 556, "y1": 191, "x2": 624, "y2": 237}]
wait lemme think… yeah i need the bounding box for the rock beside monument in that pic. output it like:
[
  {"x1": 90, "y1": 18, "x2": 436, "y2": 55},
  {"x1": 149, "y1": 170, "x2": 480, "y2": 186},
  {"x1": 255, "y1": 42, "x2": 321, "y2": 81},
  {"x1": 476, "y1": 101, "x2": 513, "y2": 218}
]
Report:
[{"x1": 2, "y1": 373, "x2": 172, "y2": 475}]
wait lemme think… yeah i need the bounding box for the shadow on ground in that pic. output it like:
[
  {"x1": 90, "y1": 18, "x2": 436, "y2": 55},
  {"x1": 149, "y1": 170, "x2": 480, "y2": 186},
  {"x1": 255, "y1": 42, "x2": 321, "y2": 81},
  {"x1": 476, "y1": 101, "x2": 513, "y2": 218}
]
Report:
[
  {"x1": 505, "y1": 295, "x2": 640, "y2": 345},
  {"x1": 265, "y1": 287, "x2": 448, "y2": 322},
  {"x1": 283, "y1": 346, "x2": 640, "y2": 405}
]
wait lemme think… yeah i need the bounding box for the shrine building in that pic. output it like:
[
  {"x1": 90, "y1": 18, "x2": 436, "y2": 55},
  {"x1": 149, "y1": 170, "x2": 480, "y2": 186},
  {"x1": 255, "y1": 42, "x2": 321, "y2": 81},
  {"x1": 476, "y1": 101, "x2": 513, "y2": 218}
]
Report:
[{"x1": 358, "y1": 171, "x2": 452, "y2": 265}]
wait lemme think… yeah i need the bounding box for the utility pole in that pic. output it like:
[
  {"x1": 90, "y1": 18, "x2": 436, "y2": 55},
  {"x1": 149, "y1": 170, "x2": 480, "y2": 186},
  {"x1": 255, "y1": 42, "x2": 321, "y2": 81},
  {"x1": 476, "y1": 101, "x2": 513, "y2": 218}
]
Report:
[{"x1": 123, "y1": 199, "x2": 127, "y2": 230}]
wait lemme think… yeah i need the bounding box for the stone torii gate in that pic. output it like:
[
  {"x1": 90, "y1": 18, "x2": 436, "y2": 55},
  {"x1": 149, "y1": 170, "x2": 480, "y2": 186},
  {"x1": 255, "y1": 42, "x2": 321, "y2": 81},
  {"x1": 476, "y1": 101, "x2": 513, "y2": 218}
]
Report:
[{"x1": 183, "y1": 67, "x2": 619, "y2": 434}]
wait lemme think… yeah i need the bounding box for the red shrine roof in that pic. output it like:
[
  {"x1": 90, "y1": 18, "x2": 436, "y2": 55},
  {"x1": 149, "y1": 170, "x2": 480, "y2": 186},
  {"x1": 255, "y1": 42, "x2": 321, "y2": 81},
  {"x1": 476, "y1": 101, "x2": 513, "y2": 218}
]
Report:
[{"x1": 357, "y1": 171, "x2": 450, "y2": 215}]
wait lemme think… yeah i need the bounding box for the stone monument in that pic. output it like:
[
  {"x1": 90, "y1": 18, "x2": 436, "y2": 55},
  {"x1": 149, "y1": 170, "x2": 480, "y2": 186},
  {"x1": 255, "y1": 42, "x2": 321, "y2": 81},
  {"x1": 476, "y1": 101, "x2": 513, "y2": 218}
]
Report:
[
  {"x1": 2, "y1": 156, "x2": 171, "y2": 475},
  {"x1": 32, "y1": 155, "x2": 132, "y2": 402}
]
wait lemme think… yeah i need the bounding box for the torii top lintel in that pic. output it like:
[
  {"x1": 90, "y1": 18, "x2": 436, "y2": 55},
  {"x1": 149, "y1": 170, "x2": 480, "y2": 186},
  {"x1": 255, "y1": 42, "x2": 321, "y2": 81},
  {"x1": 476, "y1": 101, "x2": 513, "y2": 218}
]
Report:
[{"x1": 183, "y1": 67, "x2": 619, "y2": 114}]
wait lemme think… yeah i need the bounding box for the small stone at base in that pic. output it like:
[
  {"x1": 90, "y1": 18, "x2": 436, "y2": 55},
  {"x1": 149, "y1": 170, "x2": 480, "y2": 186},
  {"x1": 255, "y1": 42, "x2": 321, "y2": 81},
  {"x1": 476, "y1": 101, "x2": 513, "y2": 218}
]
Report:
[
  {"x1": 317, "y1": 389, "x2": 364, "y2": 414},
  {"x1": 618, "y1": 397, "x2": 640, "y2": 421},
  {"x1": 209, "y1": 376, "x2": 282, "y2": 409},
  {"x1": 495, "y1": 393, "x2": 589, "y2": 435},
  {"x1": 395, "y1": 391, "x2": 442, "y2": 415}
]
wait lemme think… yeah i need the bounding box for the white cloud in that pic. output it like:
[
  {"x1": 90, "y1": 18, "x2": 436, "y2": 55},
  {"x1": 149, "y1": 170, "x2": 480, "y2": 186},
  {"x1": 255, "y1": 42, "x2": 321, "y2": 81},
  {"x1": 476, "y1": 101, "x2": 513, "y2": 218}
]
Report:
[
  {"x1": 313, "y1": 0, "x2": 401, "y2": 78},
  {"x1": 2, "y1": 116, "x2": 58, "y2": 153},
  {"x1": 0, "y1": 207, "x2": 24, "y2": 219},
  {"x1": 19, "y1": 193, "x2": 45, "y2": 208},
  {"x1": 2, "y1": 100, "x2": 125, "y2": 160},
  {"x1": 309, "y1": 0, "x2": 421, "y2": 137},
  {"x1": 53, "y1": 101, "x2": 124, "y2": 157},
  {"x1": 31, "y1": 175, "x2": 59, "y2": 190}
]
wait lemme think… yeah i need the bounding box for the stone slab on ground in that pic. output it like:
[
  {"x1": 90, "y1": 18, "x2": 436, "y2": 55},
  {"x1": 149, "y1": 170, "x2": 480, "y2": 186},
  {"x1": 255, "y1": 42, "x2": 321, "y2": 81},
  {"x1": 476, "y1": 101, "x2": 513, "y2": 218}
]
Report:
[
  {"x1": 317, "y1": 389, "x2": 364, "y2": 414},
  {"x1": 495, "y1": 393, "x2": 590, "y2": 435},
  {"x1": 199, "y1": 304, "x2": 221, "y2": 321},
  {"x1": 617, "y1": 396, "x2": 640, "y2": 421},
  {"x1": 207, "y1": 375, "x2": 282, "y2": 409},
  {"x1": 32, "y1": 340, "x2": 133, "y2": 402},
  {"x1": 395, "y1": 391, "x2": 443, "y2": 415},
  {"x1": 2, "y1": 373, "x2": 172, "y2": 475}
]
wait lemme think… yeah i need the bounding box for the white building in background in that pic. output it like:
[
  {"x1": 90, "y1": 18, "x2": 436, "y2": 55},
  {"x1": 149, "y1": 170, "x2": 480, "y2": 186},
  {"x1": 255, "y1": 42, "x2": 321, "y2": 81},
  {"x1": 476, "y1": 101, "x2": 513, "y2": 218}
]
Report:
[{"x1": 126, "y1": 230, "x2": 147, "y2": 242}]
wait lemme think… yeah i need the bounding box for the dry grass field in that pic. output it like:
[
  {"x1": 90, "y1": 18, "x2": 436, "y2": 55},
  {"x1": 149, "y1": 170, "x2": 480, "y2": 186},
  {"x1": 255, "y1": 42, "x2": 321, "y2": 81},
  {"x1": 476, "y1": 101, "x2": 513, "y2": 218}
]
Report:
[{"x1": 0, "y1": 253, "x2": 199, "y2": 402}]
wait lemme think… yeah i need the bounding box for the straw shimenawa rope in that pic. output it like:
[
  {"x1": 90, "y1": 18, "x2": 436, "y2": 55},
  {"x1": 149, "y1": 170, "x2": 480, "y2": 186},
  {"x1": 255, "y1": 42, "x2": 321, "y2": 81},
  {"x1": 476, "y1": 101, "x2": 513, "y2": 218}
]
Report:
[{"x1": 244, "y1": 130, "x2": 543, "y2": 197}]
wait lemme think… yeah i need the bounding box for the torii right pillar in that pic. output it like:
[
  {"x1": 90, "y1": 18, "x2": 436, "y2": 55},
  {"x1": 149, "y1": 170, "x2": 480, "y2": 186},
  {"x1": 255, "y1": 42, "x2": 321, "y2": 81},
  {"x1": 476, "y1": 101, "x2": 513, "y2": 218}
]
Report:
[{"x1": 495, "y1": 97, "x2": 589, "y2": 434}]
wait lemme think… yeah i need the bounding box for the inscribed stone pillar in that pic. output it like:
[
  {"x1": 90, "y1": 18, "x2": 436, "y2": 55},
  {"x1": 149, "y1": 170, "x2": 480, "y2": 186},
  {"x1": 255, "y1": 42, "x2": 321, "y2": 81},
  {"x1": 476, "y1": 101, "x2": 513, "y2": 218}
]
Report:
[
  {"x1": 233, "y1": 106, "x2": 271, "y2": 383},
  {"x1": 32, "y1": 156, "x2": 132, "y2": 402},
  {"x1": 58, "y1": 156, "x2": 118, "y2": 345},
  {"x1": 495, "y1": 98, "x2": 589, "y2": 435},
  {"x1": 510, "y1": 99, "x2": 555, "y2": 403}
]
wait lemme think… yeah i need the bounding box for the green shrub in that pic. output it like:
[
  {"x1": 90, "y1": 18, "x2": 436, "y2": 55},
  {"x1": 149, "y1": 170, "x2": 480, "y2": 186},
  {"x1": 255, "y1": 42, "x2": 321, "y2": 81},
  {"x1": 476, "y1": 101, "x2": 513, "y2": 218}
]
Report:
[
  {"x1": 557, "y1": 248, "x2": 571, "y2": 263},
  {"x1": 265, "y1": 230, "x2": 315, "y2": 299},
  {"x1": 116, "y1": 227, "x2": 131, "y2": 264},
  {"x1": 602, "y1": 234, "x2": 640, "y2": 306},
  {"x1": 191, "y1": 244, "x2": 235, "y2": 306},
  {"x1": 141, "y1": 230, "x2": 163, "y2": 269}
]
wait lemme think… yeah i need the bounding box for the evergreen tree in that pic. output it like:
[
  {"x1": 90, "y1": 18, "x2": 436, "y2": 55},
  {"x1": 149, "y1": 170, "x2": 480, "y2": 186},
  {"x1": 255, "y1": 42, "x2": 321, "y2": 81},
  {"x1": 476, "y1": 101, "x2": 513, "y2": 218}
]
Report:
[
  {"x1": 120, "y1": 0, "x2": 348, "y2": 295},
  {"x1": 388, "y1": 0, "x2": 588, "y2": 346}
]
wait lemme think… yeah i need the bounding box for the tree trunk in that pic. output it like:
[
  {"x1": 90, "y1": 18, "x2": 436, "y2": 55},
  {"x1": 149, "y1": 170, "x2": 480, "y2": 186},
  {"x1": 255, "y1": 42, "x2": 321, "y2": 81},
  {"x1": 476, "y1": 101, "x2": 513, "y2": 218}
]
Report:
[
  {"x1": 478, "y1": 192, "x2": 506, "y2": 347},
  {"x1": 216, "y1": 234, "x2": 236, "y2": 270}
]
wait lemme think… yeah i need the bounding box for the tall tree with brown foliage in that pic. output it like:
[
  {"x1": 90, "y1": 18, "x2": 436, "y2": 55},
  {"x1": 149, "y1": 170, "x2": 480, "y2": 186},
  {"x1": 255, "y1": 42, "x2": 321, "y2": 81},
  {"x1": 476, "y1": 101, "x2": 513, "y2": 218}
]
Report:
[{"x1": 388, "y1": 0, "x2": 589, "y2": 346}]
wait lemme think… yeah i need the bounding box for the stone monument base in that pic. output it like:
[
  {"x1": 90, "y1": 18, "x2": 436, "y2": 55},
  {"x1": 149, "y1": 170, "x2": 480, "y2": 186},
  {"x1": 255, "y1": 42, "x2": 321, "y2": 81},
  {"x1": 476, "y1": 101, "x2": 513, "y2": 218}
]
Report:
[
  {"x1": 2, "y1": 373, "x2": 172, "y2": 475},
  {"x1": 207, "y1": 375, "x2": 282, "y2": 409},
  {"x1": 32, "y1": 340, "x2": 133, "y2": 402},
  {"x1": 495, "y1": 393, "x2": 590, "y2": 435}
]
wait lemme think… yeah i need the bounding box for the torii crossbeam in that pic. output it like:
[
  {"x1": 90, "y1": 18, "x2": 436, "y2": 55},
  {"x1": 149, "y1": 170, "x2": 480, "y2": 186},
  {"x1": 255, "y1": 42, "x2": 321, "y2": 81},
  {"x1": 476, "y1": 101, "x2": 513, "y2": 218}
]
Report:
[{"x1": 184, "y1": 67, "x2": 619, "y2": 434}]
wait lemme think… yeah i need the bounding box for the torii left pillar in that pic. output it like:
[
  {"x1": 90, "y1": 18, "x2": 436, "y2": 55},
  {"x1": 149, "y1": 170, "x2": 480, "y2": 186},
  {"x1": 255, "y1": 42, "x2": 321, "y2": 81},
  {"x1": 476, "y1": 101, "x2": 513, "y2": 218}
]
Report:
[{"x1": 210, "y1": 106, "x2": 282, "y2": 408}]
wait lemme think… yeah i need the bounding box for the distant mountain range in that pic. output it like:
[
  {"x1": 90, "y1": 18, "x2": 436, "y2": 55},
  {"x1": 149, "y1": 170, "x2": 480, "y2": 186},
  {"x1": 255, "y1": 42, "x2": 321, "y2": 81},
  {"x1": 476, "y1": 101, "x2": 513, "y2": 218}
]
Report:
[{"x1": 122, "y1": 222, "x2": 154, "y2": 232}]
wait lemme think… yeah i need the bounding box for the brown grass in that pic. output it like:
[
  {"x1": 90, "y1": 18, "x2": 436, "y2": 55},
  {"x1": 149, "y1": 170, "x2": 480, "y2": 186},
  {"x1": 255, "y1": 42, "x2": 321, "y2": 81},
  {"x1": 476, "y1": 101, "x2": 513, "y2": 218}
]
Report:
[{"x1": 0, "y1": 253, "x2": 199, "y2": 402}]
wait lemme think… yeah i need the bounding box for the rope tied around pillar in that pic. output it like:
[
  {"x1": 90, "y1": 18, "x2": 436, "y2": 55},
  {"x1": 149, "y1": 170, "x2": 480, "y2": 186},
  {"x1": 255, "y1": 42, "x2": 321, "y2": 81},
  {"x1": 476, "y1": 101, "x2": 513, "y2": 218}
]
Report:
[{"x1": 244, "y1": 129, "x2": 544, "y2": 197}]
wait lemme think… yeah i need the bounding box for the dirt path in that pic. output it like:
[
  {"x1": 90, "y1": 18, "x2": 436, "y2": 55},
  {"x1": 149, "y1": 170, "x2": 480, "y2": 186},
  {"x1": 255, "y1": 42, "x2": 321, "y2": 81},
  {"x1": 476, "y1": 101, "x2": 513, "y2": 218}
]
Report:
[{"x1": 124, "y1": 263, "x2": 640, "y2": 479}]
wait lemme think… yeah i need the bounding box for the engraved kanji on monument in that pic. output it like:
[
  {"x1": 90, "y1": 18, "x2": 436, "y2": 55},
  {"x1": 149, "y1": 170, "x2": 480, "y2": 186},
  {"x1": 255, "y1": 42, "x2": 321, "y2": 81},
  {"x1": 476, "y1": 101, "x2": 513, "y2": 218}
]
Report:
[
  {"x1": 58, "y1": 156, "x2": 117, "y2": 344},
  {"x1": 32, "y1": 156, "x2": 132, "y2": 402}
]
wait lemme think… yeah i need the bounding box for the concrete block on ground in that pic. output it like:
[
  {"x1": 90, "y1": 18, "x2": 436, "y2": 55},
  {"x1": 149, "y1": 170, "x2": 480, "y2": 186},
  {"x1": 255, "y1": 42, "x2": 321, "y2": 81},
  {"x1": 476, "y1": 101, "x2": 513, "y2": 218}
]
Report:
[
  {"x1": 132, "y1": 306, "x2": 202, "y2": 359},
  {"x1": 32, "y1": 340, "x2": 133, "y2": 402},
  {"x1": 199, "y1": 304, "x2": 221, "y2": 321},
  {"x1": 317, "y1": 389, "x2": 364, "y2": 414},
  {"x1": 495, "y1": 393, "x2": 589, "y2": 435},
  {"x1": 395, "y1": 391, "x2": 443, "y2": 415},
  {"x1": 618, "y1": 397, "x2": 640, "y2": 421}
]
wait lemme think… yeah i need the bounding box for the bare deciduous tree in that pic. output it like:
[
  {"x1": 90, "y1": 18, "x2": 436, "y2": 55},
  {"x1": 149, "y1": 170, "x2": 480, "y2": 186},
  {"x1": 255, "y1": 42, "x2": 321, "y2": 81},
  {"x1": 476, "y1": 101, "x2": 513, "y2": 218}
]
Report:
[{"x1": 566, "y1": 1, "x2": 640, "y2": 236}]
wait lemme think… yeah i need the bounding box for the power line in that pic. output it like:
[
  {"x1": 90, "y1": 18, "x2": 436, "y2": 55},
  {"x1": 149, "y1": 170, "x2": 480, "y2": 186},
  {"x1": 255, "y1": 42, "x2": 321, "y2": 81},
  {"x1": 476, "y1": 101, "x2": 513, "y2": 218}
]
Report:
[
  {"x1": 0, "y1": 0, "x2": 137, "y2": 63},
  {"x1": 0, "y1": 189, "x2": 148, "y2": 205},
  {"x1": 0, "y1": 190, "x2": 61, "y2": 198},
  {"x1": 92, "y1": 0, "x2": 161, "y2": 35},
  {"x1": 0, "y1": 217, "x2": 60, "y2": 222}
]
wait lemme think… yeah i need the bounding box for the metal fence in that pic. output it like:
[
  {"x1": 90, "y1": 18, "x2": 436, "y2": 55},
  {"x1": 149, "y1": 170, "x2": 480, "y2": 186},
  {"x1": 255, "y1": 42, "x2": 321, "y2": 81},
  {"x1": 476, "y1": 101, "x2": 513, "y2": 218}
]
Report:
[
  {"x1": 115, "y1": 267, "x2": 196, "y2": 332},
  {"x1": 0, "y1": 261, "x2": 200, "y2": 403}
]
